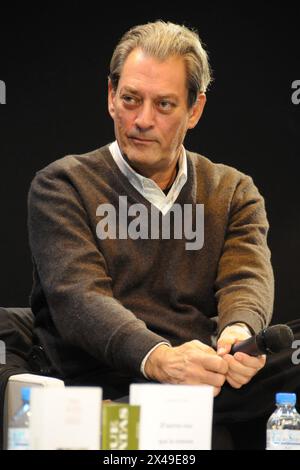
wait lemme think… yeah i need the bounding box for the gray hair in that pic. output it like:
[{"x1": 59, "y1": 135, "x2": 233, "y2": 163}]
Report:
[{"x1": 109, "y1": 20, "x2": 212, "y2": 108}]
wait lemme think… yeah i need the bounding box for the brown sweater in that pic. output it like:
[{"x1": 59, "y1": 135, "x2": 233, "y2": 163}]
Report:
[{"x1": 27, "y1": 145, "x2": 274, "y2": 380}]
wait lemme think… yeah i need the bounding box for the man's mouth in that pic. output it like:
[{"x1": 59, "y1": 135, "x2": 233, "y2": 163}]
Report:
[{"x1": 128, "y1": 136, "x2": 156, "y2": 144}]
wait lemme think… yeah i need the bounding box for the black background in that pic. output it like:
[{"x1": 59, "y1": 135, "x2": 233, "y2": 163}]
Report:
[{"x1": 0, "y1": 2, "x2": 299, "y2": 324}]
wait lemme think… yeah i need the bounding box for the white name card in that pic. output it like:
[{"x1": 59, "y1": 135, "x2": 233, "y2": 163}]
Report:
[
  {"x1": 30, "y1": 386, "x2": 102, "y2": 450},
  {"x1": 130, "y1": 383, "x2": 213, "y2": 450}
]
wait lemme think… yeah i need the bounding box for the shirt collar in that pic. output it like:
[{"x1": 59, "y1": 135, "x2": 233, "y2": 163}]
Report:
[
  {"x1": 109, "y1": 140, "x2": 188, "y2": 215},
  {"x1": 109, "y1": 140, "x2": 187, "y2": 192}
]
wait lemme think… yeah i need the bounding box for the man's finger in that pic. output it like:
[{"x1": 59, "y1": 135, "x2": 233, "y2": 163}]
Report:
[
  {"x1": 200, "y1": 353, "x2": 228, "y2": 375},
  {"x1": 233, "y1": 352, "x2": 266, "y2": 370},
  {"x1": 216, "y1": 342, "x2": 231, "y2": 356}
]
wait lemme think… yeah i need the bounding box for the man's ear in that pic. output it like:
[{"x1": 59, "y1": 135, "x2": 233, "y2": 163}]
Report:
[
  {"x1": 108, "y1": 79, "x2": 116, "y2": 119},
  {"x1": 187, "y1": 93, "x2": 206, "y2": 129}
]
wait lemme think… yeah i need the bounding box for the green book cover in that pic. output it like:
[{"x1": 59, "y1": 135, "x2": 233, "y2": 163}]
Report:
[{"x1": 101, "y1": 403, "x2": 140, "y2": 450}]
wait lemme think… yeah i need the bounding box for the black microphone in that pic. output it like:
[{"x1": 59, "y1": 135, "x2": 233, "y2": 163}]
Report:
[{"x1": 230, "y1": 324, "x2": 294, "y2": 356}]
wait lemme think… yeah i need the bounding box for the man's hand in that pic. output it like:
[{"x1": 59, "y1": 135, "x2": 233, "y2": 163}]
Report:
[
  {"x1": 144, "y1": 340, "x2": 228, "y2": 397},
  {"x1": 217, "y1": 323, "x2": 266, "y2": 389}
]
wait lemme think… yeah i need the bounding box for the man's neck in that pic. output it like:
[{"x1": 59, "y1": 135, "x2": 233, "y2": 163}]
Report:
[
  {"x1": 122, "y1": 154, "x2": 180, "y2": 191},
  {"x1": 161, "y1": 162, "x2": 179, "y2": 193}
]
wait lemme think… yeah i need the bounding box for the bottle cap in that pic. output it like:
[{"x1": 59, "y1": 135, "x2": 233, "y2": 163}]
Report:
[
  {"x1": 276, "y1": 392, "x2": 296, "y2": 405},
  {"x1": 21, "y1": 387, "x2": 31, "y2": 403}
]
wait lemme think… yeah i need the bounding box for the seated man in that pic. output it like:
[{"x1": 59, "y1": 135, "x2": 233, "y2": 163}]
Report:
[{"x1": 27, "y1": 21, "x2": 297, "y2": 445}]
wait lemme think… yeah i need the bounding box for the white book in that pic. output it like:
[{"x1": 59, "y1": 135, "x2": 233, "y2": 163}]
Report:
[
  {"x1": 30, "y1": 386, "x2": 102, "y2": 450},
  {"x1": 130, "y1": 383, "x2": 213, "y2": 450}
]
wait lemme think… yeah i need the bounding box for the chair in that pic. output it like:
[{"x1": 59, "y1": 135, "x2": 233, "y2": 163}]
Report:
[{"x1": 0, "y1": 307, "x2": 64, "y2": 449}]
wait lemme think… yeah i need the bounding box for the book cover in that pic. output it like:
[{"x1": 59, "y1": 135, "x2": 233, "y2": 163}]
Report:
[{"x1": 101, "y1": 403, "x2": 140, "y2": 450}]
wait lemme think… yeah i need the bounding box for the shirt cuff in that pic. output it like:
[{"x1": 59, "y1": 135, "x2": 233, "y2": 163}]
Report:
[
  {"x1": 233, "y1": 322, "x2": 252, "y2": 336},
  {"x1": 140, "y1": 342, "x2": 171, "y2": 379}
]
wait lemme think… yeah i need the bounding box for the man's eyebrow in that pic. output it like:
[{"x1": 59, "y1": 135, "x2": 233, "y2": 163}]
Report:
[
  {"x1": 120, "y1": 86, "x2": 140, "y2": 95},
  {"x1": 120, "y1": 86, "x2": 179, "y2": 101},
  {"x1": 156, "y1": 93, "x2": 179, "y2": 101}
]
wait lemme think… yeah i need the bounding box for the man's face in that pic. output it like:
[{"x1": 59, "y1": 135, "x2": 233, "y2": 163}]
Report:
[{"x1": 108, "y1": 48, "x2": 205, "y2": 175}]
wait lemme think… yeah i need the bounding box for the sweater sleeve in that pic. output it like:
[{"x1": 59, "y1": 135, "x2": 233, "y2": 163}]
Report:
[
  {"x1": 214, "y1": 174, "x2": 274, "y2": 335},
  {"x1": 27, "y1": 165, "x2": 168, "y2": 376}
]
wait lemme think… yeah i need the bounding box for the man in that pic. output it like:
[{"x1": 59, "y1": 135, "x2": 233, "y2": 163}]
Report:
[{"x1": 28, "y1": 21, "x2": 273, "y2": 413}]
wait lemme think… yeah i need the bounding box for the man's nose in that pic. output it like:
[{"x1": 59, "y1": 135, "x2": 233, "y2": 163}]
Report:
[{"x1": 134, "y1": 102, "x2": 155, "y2": 130}]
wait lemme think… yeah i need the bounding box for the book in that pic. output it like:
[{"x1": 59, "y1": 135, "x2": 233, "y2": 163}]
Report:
[
  {"x1": 130, "y1": 383, "x2": 213, "y2": 450},
  {"x1": 30, "y1": 386, "x2": 102, "y2": 449},
  {"x1": 101, "y1": 402, "x2": 140, "y2": 450}
]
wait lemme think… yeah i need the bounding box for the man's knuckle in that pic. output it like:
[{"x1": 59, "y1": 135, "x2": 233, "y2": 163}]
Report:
[
  {"x1": 186, "y1": 350, "x2": 199, "y2": 363},
  {"x1": 217, "y1": 360, "x2": 227, "y2": 374}
]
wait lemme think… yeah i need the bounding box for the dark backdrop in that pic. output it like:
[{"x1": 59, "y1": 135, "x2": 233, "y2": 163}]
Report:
[{"x1": 0, "y1": 2, "x2": 299, "y2": 324}]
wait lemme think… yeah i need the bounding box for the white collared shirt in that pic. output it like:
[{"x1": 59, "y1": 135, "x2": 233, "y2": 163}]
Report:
[{"x1": 109, "y1": 140, "x2": 187, "y2": 215}]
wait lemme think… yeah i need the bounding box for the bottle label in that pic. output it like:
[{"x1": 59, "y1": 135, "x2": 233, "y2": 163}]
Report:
[
  {"x1": 267, "y1": 429, "x2": 300, "y2": 450},
  {"x1": 7, "y1": 428, "x2": 30, "y2": 450}
]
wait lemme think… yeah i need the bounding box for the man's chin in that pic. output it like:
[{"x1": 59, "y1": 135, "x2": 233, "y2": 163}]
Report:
[
  {"x1": 125, "y1": 146, "x2": 159, "y2": 166},
  {"x1": 127, "y1": 153, "x2": 159, "y2": 167}
]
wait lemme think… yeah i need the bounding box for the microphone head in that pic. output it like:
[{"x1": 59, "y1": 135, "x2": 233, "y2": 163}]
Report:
[{"x1": 258, "y1": 324, "x2": 294, "y2": 353}]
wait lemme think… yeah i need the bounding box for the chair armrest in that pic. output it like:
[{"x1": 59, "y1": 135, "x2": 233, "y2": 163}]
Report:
[{"x1": 3, "y1": 373, "x2": 64, "y2": 449}]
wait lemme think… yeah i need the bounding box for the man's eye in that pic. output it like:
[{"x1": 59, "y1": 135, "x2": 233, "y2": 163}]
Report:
[
  {"x1": 158, "y1": 101, "x2": 174, "y2": 111},
  {"x1": 122, "y1": 95, "x2": 138, "y2": 105}
]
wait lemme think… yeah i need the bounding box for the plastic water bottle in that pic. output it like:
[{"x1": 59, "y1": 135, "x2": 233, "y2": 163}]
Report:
[
  {"x1": 7, "y1": 387, "x2": 31, "y2": 450},
  {"x1": 266, "y1": 392, "x2": 300, "y2": 450}
]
